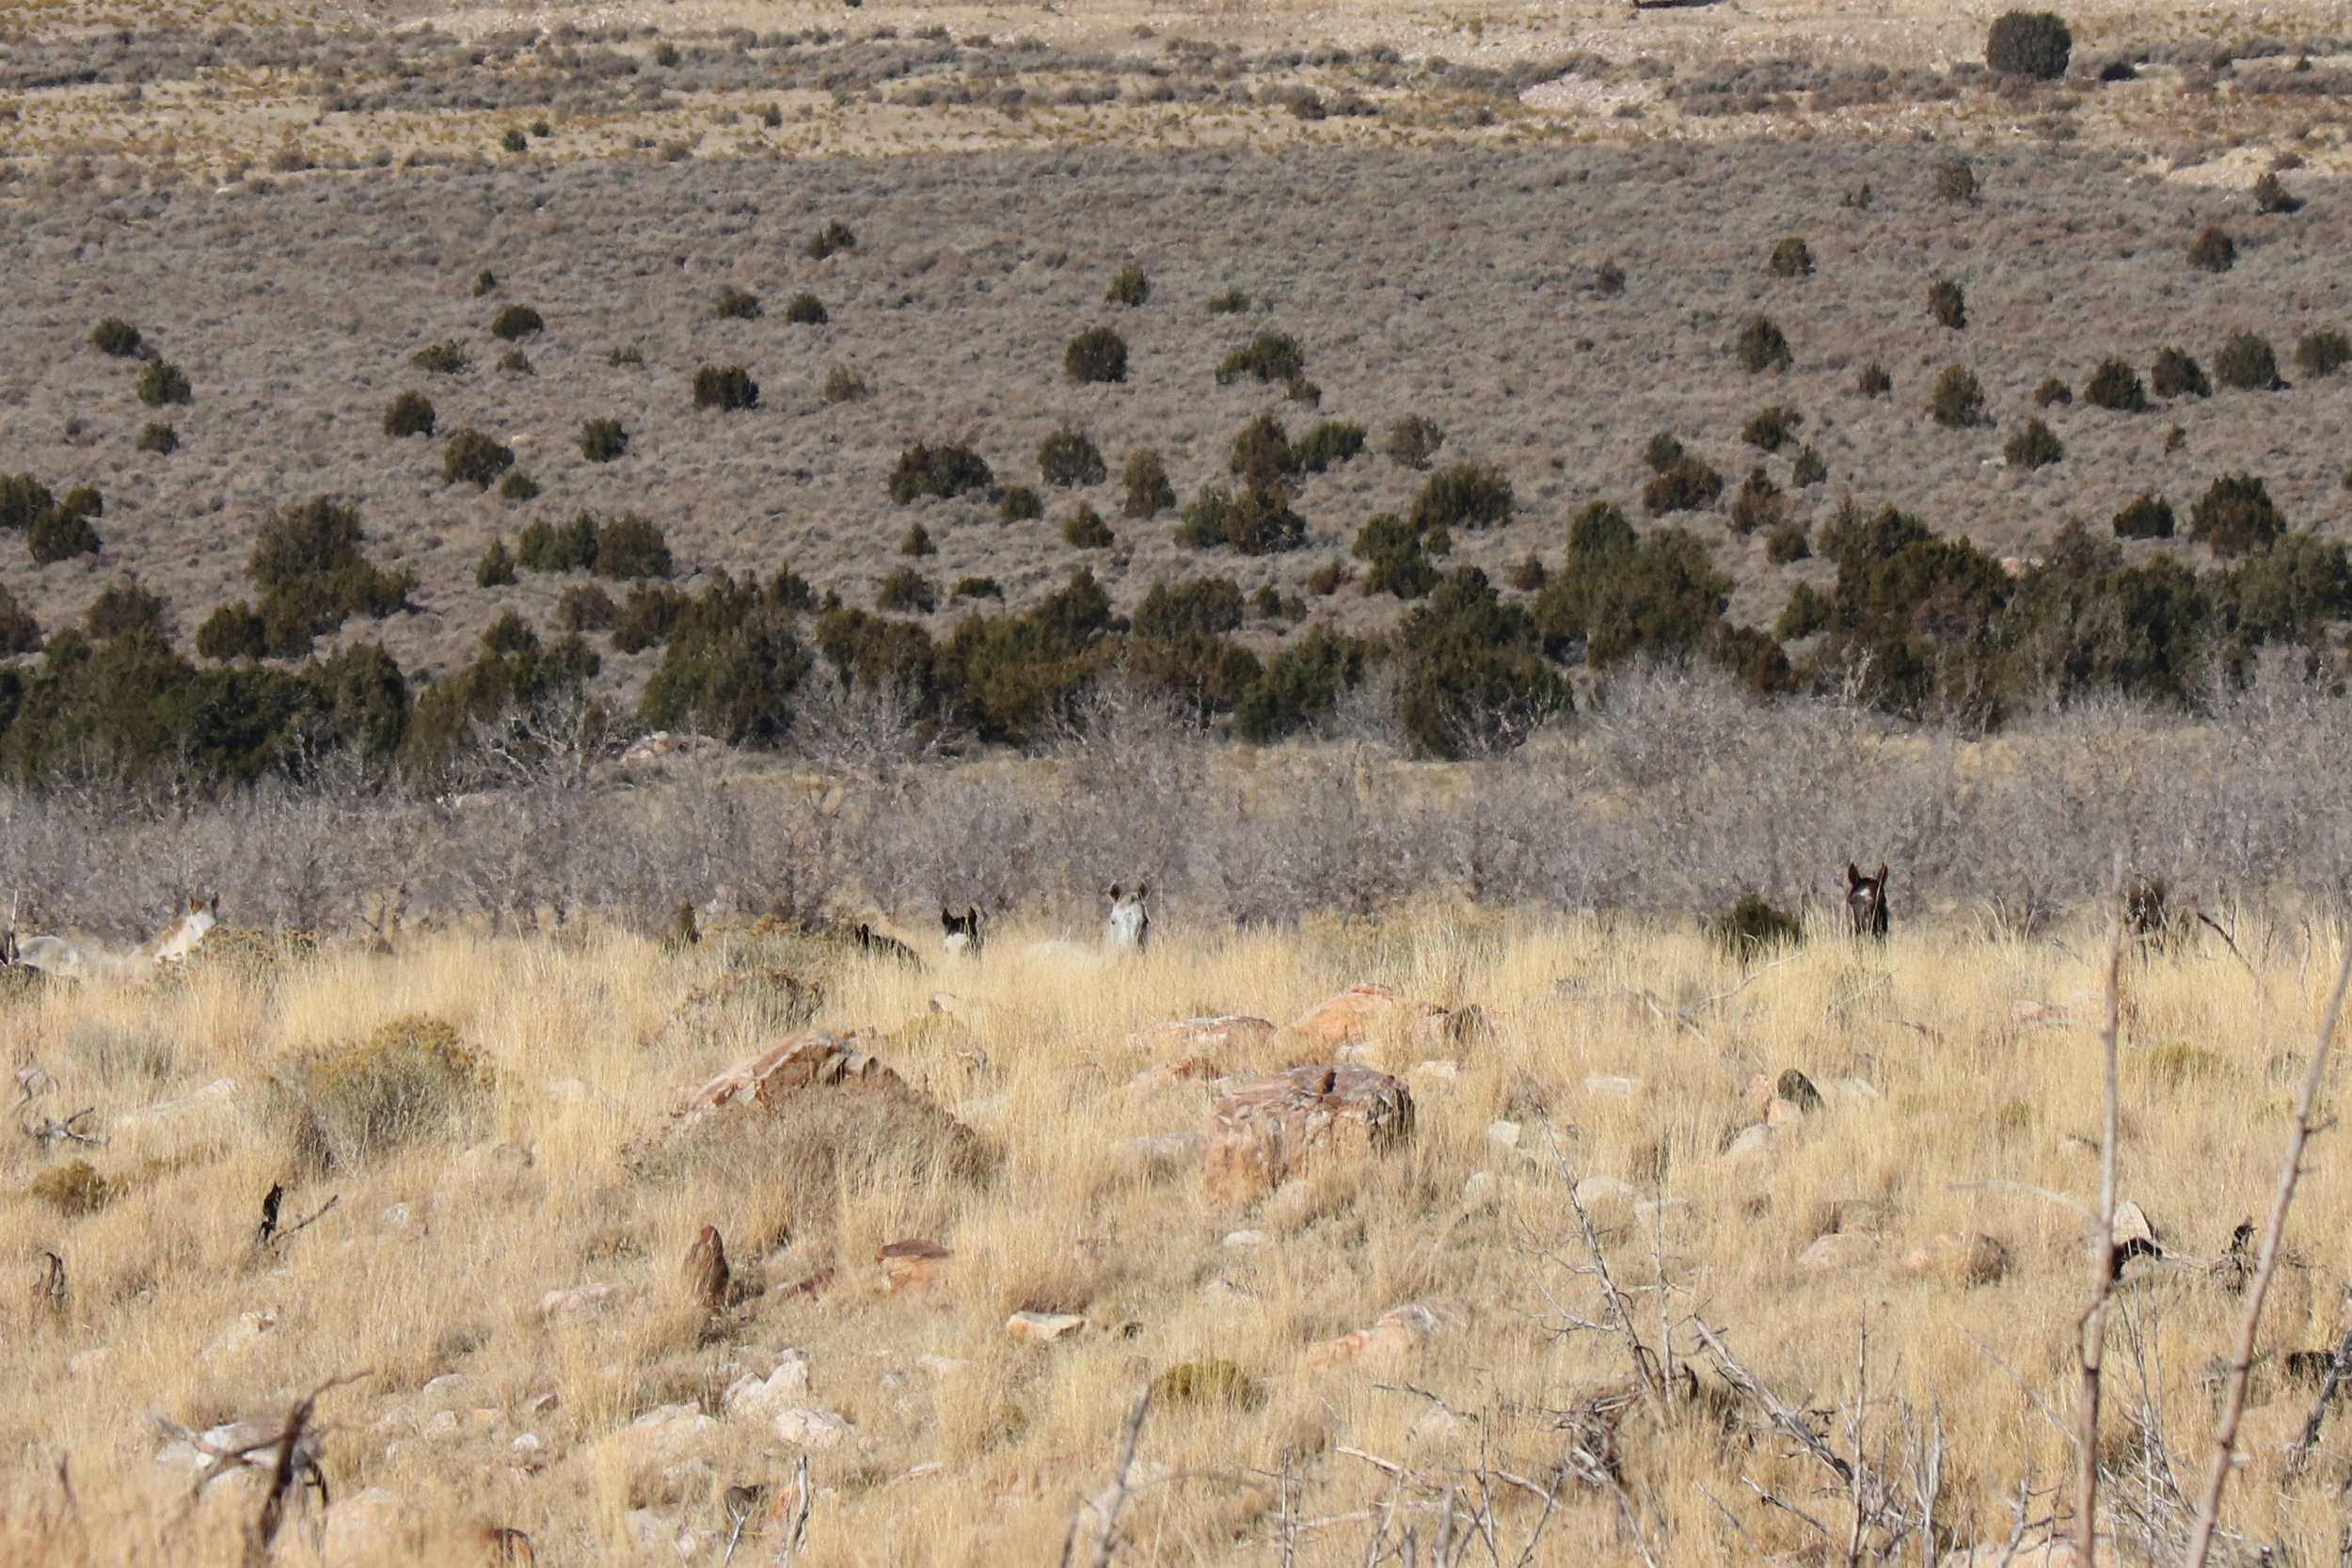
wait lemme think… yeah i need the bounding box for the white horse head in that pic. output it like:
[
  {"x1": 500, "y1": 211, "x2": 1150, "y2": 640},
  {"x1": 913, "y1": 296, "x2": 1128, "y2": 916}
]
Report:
[
  {"x1": 147, "y1": 895, "x2": 219, "y2": 964},
  {"x1": 1104, "y1": 884, "x2": 1150, "y2": 952}
]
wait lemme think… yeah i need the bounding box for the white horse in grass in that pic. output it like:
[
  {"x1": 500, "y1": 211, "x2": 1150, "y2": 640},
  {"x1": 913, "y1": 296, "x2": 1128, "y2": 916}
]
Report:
[{"x1": 14, "y1": 895, "x2": 219, "y2": 982}]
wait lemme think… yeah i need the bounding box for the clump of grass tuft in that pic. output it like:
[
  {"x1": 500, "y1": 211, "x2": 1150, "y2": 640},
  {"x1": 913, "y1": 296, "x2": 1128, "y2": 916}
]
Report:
[
  {"x1": 806, "y1": 219, "x2": 856, "y2": 260},
  {"x1": 489, "y1": 303, "x2": 544, "y2": 341},
  {"x1": 1104, "y1": 264, "x2": 1149, "y2": 307},
  {"x1": 713, "y1": 287, "x2": 762, "y2": 320},
  {"x1": 692, "y1": 364, "x2": 759, "y2": 411},
  {"x1": 1734, "y1": 314, "x2": 1791, "y2": 373},
  {"x1": 1767, "y1": 237, "x2": 1813, "y2": 277},
  {"x1": 30, "y1": 1159, "x2": 117, "y2": 1216},
  {"x1": 1709, "y1": 892, "x2": 1802, "y2": 961},
  {"x1": 1066, "y1": 326, "x2": 1129, "y2": 385},
  {"x1": 382, "y1": 391, "x2": 436, "y2": 438}
]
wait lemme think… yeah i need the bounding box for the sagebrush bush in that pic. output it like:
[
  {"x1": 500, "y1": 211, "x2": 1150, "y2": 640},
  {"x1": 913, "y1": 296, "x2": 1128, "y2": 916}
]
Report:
[
  {"x1": 1934, "y1": 160, "x2": 1978, "y2": 204},
  {"x1": 876, "y1": 567, "x2": 937, "y2": 613},
  {"x1": 1768, "y1": 237, "x2": 1814, "y2": 277},
  {"x1": 998, "y1": 484, "x2": 1042, "y2": 522},
  {"x1": 1178, "y1": 485, "x2": 1304, "y2": 555},
  {"x1": 594, "y1": 514, "x2": 673, "y2": 579},
  {"x1": 1065, "y1": 326, "x2": 1129, "y2": 384},
  {"x1": 555, "y1": 583, "x2": 618, "y2": 633},
  {"x1": 1728, "y1": 467, "x2": 1788, "y2": 535},
  {"x1": 442, "y1": 428, "x2": 514, "y2": 488},
  {"x1": 2187, "y1": 227, "x2": 2235, "y2": 273},
  {"x1": 489, "y1": 303, "x2": 544, "y2": 340},
  {"x1": 2295, "y1": 328, "x2": 2349, "y2": 378},
  {"x1": 2215, "y1": 330, "x2": 2280, "y2": 390},
  {"x1": 1228, "y1": 414, "x2": 1296, "y2": 489},
  {"x1": 1509, "y1": 553, "x2": 1548, "y2": 591},
  {"x1": 1644, "y1": 455, "x2": 1723, "y2": 515},
  {"x1": 1105, "y1": 264, "x2": 1149, "y2": 307},
  {"x1": 381, "y1": 391, "x2": 436, "y2": 438},
  {"x1": 1216, "y1": 332, "x2": 1304, "y2": 386},
  {"x1": 497, "y1": 349, "x2": 532, "y2": 375},
  {"x1": 2004, "y1": 418, "x2": 2065, "y2": 469},
  {"x1": 692, "y1": 364, "x2": 759, "y2": 411},
  {"x1": 951, "y1": 576, "x2": 1002, "y2": 601},
  {"x1": 2151, "y1": 348, "x2": 2210, "y2": 398},
  {"x1": 0, "y1": 474, "x2": 53, "y2": 532},
  {"x1": 608, "y1": 345, "x2": 644, "y2": 368},
  {"x1": 135, "y1": 422, "x2": 178, "y2": 454},
  {"x1": 1295, "y1": 420, "x2": 1364, "y2": 472},
  {"x1": 1205, "y1": 288, "x2": 1249, "y2": 315},
  {"x1": 1735, "y1": 314, "x2": 1791, "y2": 373},
  {"x1": 805, "y1": 219, "x2": 856, "y2": 260},
  {"x1": 2252, "y1": 171, "x2": 2300, "y2": 215},
  {"x1": 28, "y1": 509, "x2": 100, "y2": 562},
  {"x1": 1928, "y1": 277, "x2": 1967, "y2": 330},
  {"x1": 1642, "y1": 432, "x2": 1686, "y2": 474},
  {"x1": 410, "y1": 340, "x2": 468, "y2": 374},
  {"x1": 1411, "y1": 462, "x2": 1514, "y2": 531},
  {"x1": 579, "y1": 417, "x2": 628, "y2": 462},
  {"x1": 88, "y1": 318, "x2": 141, "y2": 357},
  {"x1": 1791, "y1": 447, "x2": 1827, "y2": 487},
  {"x1": 30, "y1": 1159, "x2": 116, "y2": 1216},
  {"x1": 784, "y1": 293, "x2": 828, "y2": 325},
  {"x1": 822, "y1": 365, "x2": 869, "y2": 404},
  {"x1": 2083, "y1": 357, "x2": 2147, "y2": 411},
  {"x1": 135, "y1": 360, "x2": 190, "y2": 406},
  {"x1": 500, "y1": 472, "x2": 539, "y2": 503},
  {"x1": 1594, "y1": 260, "x2": 1627, "y2": 296},
  {"x1": 1353, "y1": 512, "x2": 1438, "y2": 599},
  {"x1": 281, "y1": 1014, "x2": 488, "y2": 1173},
  {"x1": 1986, "y1": 9, "x2": 2072, "y2": 77},
  {"x1": 2112, "y1": 493, "x2": 2174, "y2": 540},
  {"x1": 1709, "y1": 891, "x2": 1803, "y2": 960},
  {"x1": 713, "y1": 286, "x2": 762, "y2": 320},
  {"x1": 2189, "y1": 473, "x2": 2282, "y2": 557},
  {"x1": 1776, "y1": 580, "x2": 1831, "y2": 638},
  {"x1": 1039, "y1": 428, "x2": 1107, "y2": 489},
  {"x1": 0, "y1": 580, "x2": 41, "y2": 654},
  {"x1": 475, "y1": 538, "x2": 516, "y2": 587},
  {"x1": 501, "y1": 127, "x2": 527, "y2": 153},
  {"x1": 1765, "y1": 519, "x2": 1811, "y2": 563},
  {"x1": 1927, "y1": 365, "x2": 1984, "y2": 428},
  {"x1": 472, "y1": 268, "x2": 497, "y2": 296},
  {"x1": 1856, "y1": 362, "x2": 1892, "y2": 397},
  {"x1": 1062, "y1": 505, "x2": 1114, "y2": 548},
  {"x1": 1122, "y1": 449, "x2": 1174, "y2": 518},
  {"x1": 1740, "y1": 405, "x2": 1803, "y2": 452},
  {"x1": 889, "y1": 442, "x2": 994, "y2": 504},
  {"x1": 1386, "y1": 416, "x2": 1444, "y2": 470},
  {"x1": 196, "y1": 603, "x2": 264, "y2": 660},
  {"x1": 2033, "y1": 376, "x2": 2073, "y2": 407},
  {"x1": 900, "y1": 521, "x2": 935, "y2": 558}
]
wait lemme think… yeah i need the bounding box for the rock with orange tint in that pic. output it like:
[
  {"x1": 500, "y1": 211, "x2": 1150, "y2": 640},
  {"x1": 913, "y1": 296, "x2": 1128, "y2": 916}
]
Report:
[
  {"x1": 1306, "y1": 1300, "x2": 1471, "y2": 1367},
  {"x1": 1200, "y1": 1064, "x2": 1415, "y2": 1204},
  {"x1": 1900, "y1": 1231, "x2": 2012, "y2": 1287},
  {"x1": 674, "y1": 1030, "x2": 896, "y2": 1123},
  {"x1": 1277, "y1": 985, "x2": 1478, "y2": 1058},
  {"x1": 1126, "y1": 1016, "x2": 1275, "y2": 1060},
  {"x1": 877, "y1": 1239, "x2": 952, "y2": 1296},
  {"x1": 1129, "y1": 1055, "x2": 1224, "y2": 1092}
]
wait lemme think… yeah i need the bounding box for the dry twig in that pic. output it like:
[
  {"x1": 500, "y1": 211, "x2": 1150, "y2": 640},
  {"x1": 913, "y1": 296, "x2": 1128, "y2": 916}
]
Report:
[{"x1": 2074, "y1": 877, "x2": 2125, "y2": 1567}]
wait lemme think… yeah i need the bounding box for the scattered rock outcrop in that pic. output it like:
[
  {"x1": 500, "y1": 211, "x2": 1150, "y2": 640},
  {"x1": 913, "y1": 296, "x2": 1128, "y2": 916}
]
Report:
[
  {"x1": 1277, "y1": 985, "x2": 1481, "y2": 1060},
  {"x1": 1200, "y1": 1063, "x2": 1415, "y2": 1204}
]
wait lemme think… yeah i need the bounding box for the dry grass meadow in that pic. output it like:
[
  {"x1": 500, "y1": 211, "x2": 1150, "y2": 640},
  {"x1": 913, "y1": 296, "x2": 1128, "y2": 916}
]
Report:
[{"x1": 5, "y1": 910, "x2": 2352, "y2": 1565}]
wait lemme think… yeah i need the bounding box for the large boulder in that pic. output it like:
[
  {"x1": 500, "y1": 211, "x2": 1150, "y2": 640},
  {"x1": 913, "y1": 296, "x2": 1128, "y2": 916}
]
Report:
[
  {"x1": 1277, "y1": 985, "x2": 1478, "y2": 1059},
  {"x1": 877, "y1": 1239, "x2": 952, "y2": 1296},
  {"x1": 1200, "y1": 1064, "x2": 1415, "y2": 1204},
  {"x1": 674, "y1": 1030, "x2": 897, "y2": 1123}
]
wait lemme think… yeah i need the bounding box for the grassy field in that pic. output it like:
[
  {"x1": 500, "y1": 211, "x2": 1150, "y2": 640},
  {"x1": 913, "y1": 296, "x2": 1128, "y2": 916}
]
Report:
[{"x1": 3, "y1": 909, "x2": 2348, "y2": 1564}]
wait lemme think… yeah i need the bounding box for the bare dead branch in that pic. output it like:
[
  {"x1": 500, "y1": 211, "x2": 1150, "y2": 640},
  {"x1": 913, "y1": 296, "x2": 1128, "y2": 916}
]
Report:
[
  {"x1": 1061, "y1": 1385, "x2": 1152, "y2": 1568},
  {"x1": 772, "y1": 1453, "x2": 811, "y2": 1566},
  {"x1": 2075, "y1": 874, "x2": 2126, "y2": 1568},
  {"x1": 1540, "y1": 1121, "x2": 1664, "y2": 1409},
  {"x1": 1692, "y1": 1317, "x2": 1852, "y2": 1486},
  {"x1": 2285, "y1": 1323, "x2": 2352, "y2": 1476},
  {"x1": 2183, "y1": 932, "x2": 2352, "y2": 1568}
]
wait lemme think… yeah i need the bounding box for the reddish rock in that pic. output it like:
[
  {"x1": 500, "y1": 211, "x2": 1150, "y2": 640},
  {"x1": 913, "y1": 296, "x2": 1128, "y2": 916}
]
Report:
[
  {"x1": 1200, "y1": 1064, "x2": 1415, "y2": 1204},
  {"x1": 877, "y1": 1239, "x2": 952, "y2": 1296},
  {"x1": 1277, "y1": 984, "x2": 1479, "y2": 1058},
  {"x1": 675, "y1": 1030, "x2": 896, "y2": 1122}
]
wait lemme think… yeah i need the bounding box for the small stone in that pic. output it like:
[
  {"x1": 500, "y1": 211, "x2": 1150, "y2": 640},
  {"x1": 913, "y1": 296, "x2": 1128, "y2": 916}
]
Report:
[
  {"x1": 66, "y1": 1347, "x2": 112, "y2": 1377},
  {"x1": 1718, "y1": 1124, "x2": 1775, "y2": 1164},
  {"x1": 1126, "y1": 1016, "x2": 1276, "y2": 1058},
  {"x1": 1413, "y1": 1059, "x2": 1465, "y2": 1081},
  {"x1": 204, "y1": 1307, "x2": 279, "y2": 1358},
  {"x1": 723, "y1": 1351, "x2": 813, "y2": 1420},
  {"x1": 1406, "y1": 1405, "x2": 1466, "y2": 1442},
  {"x1": 322, "y1": 1487, "x2": 406, "y2": 1561},
  {"x1": 1109, "y1": 1131, "x2": 1200, "y2": 1177},
  {"x1": 1902, "y1": 1232, "x2": 2012, "y2": 1288},
  {"x1": 1221, "y1": 1228, "x2": 1272, "y2": 1251},
  {"x1": 914, "y1": 1354, "x2": 970, "y2": 1378},
  {"x1": 378, "y1": 1202, "x2": 412, "y2": 1229},
  {"x1": 877, "y1": 1240, "x2": 953, "y2": 1296},
  {"x1": 1130, "y1": 1058, "x2": 1222, "y2": 1092},
  {"x1": 1573, "y1": 1174, "x2": 1638, "y2": 1212},
  {"x1": 1006, "y1": 1311, "x2": 1088, "y2": 1342},
  {"x1": 1824, "y1": 1077, "x2": 1881, "y2": 1105},
  {"x1": 1583, "y1": 1073, "x2": 1641, "y2": 1099},
  {"x1": 1485, "y1": 1119, "x2": 1522, "y2": 1150},
  {"x1": 2112, "y1": 1200, "x2": 2157, "y2": 1247},
  {"x1": 613, "y1": 1404, "x2": 717, "y2": 1464},
  {"x1": 772, "y1": 1406, "x2": 850, "y2": 1449},
  {"x1": 421, "y1": 1410, "x2": 459, "y2": 1438},
  {"x1": 1461, "y1": 1170, "x2": 1500, "y2": 1207},
  {"x1": 539, "y1": 1281, "x2": 633, "y2": 1323},
  {"x1": 1797, "y1": 1232, "x2": 1880, "y2": 1273}
]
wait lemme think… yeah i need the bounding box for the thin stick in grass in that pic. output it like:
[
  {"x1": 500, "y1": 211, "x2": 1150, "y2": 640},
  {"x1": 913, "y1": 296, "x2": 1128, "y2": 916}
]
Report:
[
  {"x1": 2181, "y1": 933, "x2": 2352, "y2": 1568},
  {"x1": 2074, "y1": 879, "x2": 2125, "y2": 1566}
]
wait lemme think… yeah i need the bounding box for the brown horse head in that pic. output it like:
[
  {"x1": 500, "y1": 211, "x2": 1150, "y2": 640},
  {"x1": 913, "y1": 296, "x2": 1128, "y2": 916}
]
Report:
[{"x1": 1845, "y1": 863, "x2": 1889, "y2": 939}]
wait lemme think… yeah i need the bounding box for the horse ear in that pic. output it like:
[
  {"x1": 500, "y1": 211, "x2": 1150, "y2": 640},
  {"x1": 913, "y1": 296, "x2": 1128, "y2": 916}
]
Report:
[
  {"x1": 208, "y1": 894, "x2": 219, "y2": 915},
  {"x1": 940, "y1": 908, "x2": 952, "y2": 927},
  {"x1": 1136, "y1": 883, "x2": 1147, "y2": 901},
  {"x1": 1108, "y1": 884, "x2": 1121, "y2": 901},
  {"x1": 1846, "y1": 863, "x2": 1862, "y2": 889}
]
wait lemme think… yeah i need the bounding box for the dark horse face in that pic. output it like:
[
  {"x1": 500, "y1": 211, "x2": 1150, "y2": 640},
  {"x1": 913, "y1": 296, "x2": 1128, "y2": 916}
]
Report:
[
  {"x1": 941, "y1": 906, "x2": 982, "y2": 955},
  {"x1": 1846, "y1": 863, "x2": 1890, "y2": 938}
]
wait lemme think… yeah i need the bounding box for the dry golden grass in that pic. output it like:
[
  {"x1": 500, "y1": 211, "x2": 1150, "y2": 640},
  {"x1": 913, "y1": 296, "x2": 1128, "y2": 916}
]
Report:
[{"x1": 3, "y1": 910, "x2": 2350, "y2": 1564}]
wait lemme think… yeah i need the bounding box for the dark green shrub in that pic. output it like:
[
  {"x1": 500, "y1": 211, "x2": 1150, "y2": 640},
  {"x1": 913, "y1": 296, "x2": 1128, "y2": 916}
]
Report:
[
  {"x1": 1928, "y1": 365, "x2": 1985, "y2": 427},
  {"x1": 411, "y1": 341, "x2": 468, "y2": 374},
  {"x1": 135, "y1": 360, "x2": 190, "y2": 406},
  {"x1": 1934, "y1": 160, "x2": 1979, "y2": 204},
  {"x1": 1728, "y1": 468, "x2": 1788, "y2": 534},
  {"x1": 783, "y1": 293, "x2": 828, "y2": 325},
  {"x1": 2112, "y1": 494, "x2": 2174, "y2": 540},
  {"x1": 28, "y1": 509, "x2": 100, "y2": 562},
  {"x1": 2033, "y1": 376, "x2": 2074, "y2": 407},
  {"x1": 1039, "y1": 428, "x2": 1107, "y2": 488},
  {"x1": 1768, "y1": 237, "x2": 1813, "y2": 278},
  {"x1": 135, "y1": 422, "x2": 178, "y2": 454},
  {"x1": 999, "y1": 485, "x2": 1043, "y2": 522},
  {"x1": 1710, "y1": 893, "x2": 1803, "y2": 961},
  {"x1": 1643, "y1": 455, "x2": 1723, "y2": 515},
  {"x1": 1065, "y1": 326, "x2": 1129, "y2": 384},
  {"x1": 0, "y1": 475, "x2": 54, "y2": 531},
  {"x1": 822, "y1": 365, "x2": 868, "y2": 404},
  {"x1": 1354, "y1": 513, "x2": 1438, "y2": 599},
  {"x1": 499, "y1": 472, "x2": 539, "y2": 503},
  {"x1": 2220, "y1": 533, "x2": 2352, "y2": 644},
  {"x1": 1740, "y1": 405, "x2": 1804, "y2": 452},
  {"x1": 1856, "y1": 362, "x2": 1892, "y2": 397},
  {"x1": 501, "y1": 126, "x2": 528, "y2": 153},
  {"x1": 282, "y1": 1015, "x2": 488, "y2": 1171},
  {"x1": 244, "y1": 497, "x2": 412, "y2": 655},
  {"x1": 900, "y1": 521, "x2": 935, "y2": 558},
  {"x1": 2137, "y1": 356, "x2": 2199, "y2": 410},
  {"x1": 400, "y1": 617, "x2": 598, "y2": 781},
  {"x1": 2005, "y1": 418, "x2": 2065, "y2": 469},
  {"x1": 691, "y1": 364, "x2": 759, "y2": 410},
  {"x1": 0, "y1": 581, "x2": 40, "y2": 655},
  {"x1": 2084, "y1": 357, "x2": 2148, "y2": 411},
  {"x1": 1765, "y1": 520, "x2": 1811, "y2": 564},
  {"x1": 58, "y1": 487, "x2": 100, "y2": 522},
  {"x1": 2188, "y1": 473, "x2": 2282, "y2": 557},
  {"x1": 1643, "y1": 431, "x2": 1687, "y2": 473},
  {"x1": 1228, "y1": 414, "x2": 1296, "y2": 489},
  {"x1": 1929, "y1": 277, "x2": 1967, "y2": 330},
  {"x1": 1986, "y1": 9, "x2": 2072, "y2": 77},
  {"x1": 889, "y1": 442, "x2": 994, "y2": 504},
  {"x1": 1791, "y1": 447, "x2": 1828, "y2": 487},
  {"x1": 476, "y1": 538, "x2": 516, "y2": 586},
  {"x1": 89, "y1": 318, "x2": 141, "y2": 357},
  {"x1": 1206, "y1": 288, "x2": 1250, "y2": 315},
  {"x1": 1221, "y1": 486, "x2": 1307, "y2": 555},
  {"x1": 1386, "y1": 416, "x2": 1445, "y2": 470},
  {"x1": 593, "y1": 515, "x2": 673, "y2": 580},
  {"x1": 472, "y1": 268, "x2": 497, "y2": 295},
  {"x1": 1061, "y1": 506, "x2": 1114, "y2": 548},
  {"x1": 497, "y1": 349, "x2": 532, "y2": 375},
  {"x1": 713, "y1": 286, "x2": 762, "y2": 320},
  {"x1": 806, "y1": 220, "x2": 856, "y2": 260},
  {"x1": 2187, "y1": 227, "x2": 2235, "y2": 273},
  {"x1": 579, "y1": 418, "x2": 628, "y2": 463},
  {"x1": 196, "y1": 602, "x2": 266, "y2": 661},
  {"x1": 1122, "y1": 449, "x2": 1174, "y2": 518},
  {"x1": 489, "y1": 304, "x2": 543, "y2": 340},
  {"x1": 2296, "y1": 329, "x2": 2350, "y2": 378},
  {"x1": 1105, "y1": 264, "x2": 1149, "y2": 307},
  {"x1": 2252, "y1": 171, "x2": 2300, "y2": 215},
  {"x1": 952, "y1": 577, "x2": 1002, "y2": 601},
  {"x1": 1233, "y1": 624, "x2": 1374, "y2": 743},
  {"x1": 1411, "y1": 462, "x2": 1513, "y2": 531},
  {"x1": 1216, "y1": 332, "x2": 1303, "y2": 386},
  {"x1": 84, "y1": 579, "x2": 169, "y2": 641},
  {"x1": 1509, "y1": 553, "x2": 1548, "y2": 591},
  {"x1": 382, "y1": 391, "x2": 436, "y2": 438},
  {"x1": 1733, "y1": 313, "x2": 1791, "y2": 373},
  {"x1": 1295, "y1": 420, "x2": 1364, "y2": 472},
  {"x1": 442, "y1": 429, "x2": 514, "y2": 488},
  {"x1": 1595, "y1": 260, "x2": 1627, "y2": 296},
  {"x1": 517, "y1": 515, "x2": 598, "y2": 572},
  {"x1": 555, "y1": 584, "x2": 617, "y2": 633},
  {"x1": 1775, "y1": 580, "x2": 1831, "y2": 638},
  {"x1": 877, "y1": 568, "x2": 937, "y2": 613},
  {"x1": 1393, "y1": 567, "x2": 1566, "y2": 758},
  {"x1": 611, "y1": 584, "x2": 688, "y2": 653},
  {"x1": 2215, "y1": 330, "x2": 2280, "y2": 390}
]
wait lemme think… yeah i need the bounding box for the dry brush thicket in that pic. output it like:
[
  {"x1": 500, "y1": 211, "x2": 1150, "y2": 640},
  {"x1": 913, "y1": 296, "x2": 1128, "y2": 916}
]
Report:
[{"x1": 7, "y1": 902, "x2": 2352, "y2": 1566}]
